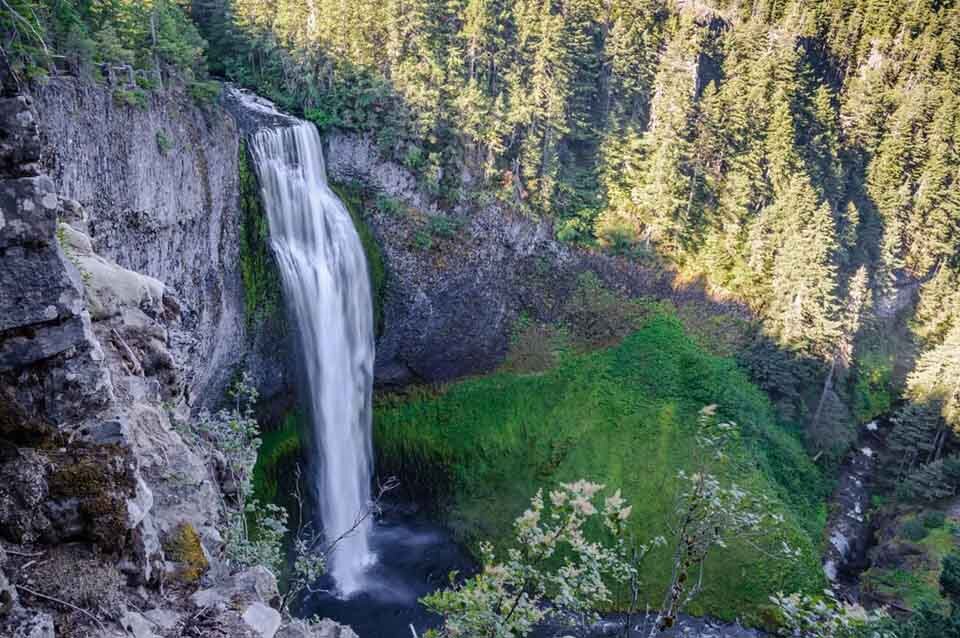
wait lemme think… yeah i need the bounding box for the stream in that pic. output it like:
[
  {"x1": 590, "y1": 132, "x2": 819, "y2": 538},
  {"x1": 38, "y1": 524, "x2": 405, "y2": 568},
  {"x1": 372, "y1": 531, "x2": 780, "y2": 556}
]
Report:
[{"x1": 822, "y1": 417, "x2": 891, "y2": 600}]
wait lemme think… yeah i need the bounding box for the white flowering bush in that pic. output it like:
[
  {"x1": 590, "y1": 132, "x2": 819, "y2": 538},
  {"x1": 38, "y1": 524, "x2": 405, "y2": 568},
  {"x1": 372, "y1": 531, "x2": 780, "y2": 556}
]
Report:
[
  {"x1": 423, "y1": 480, "x2": 657, "y2": 638},
  {"x1": 771, "y1": 591, "x2": 898, "y2": 638},
  {"x1": 424, "y1": 405, "x2": 813, "y2": 638}
]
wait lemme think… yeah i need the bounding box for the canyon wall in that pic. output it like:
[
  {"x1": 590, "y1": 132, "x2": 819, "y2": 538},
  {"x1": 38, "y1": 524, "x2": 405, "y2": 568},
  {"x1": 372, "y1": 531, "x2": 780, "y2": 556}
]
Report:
[{"x1": 33, "y1": 78, "x2": 290, "y2": 408}]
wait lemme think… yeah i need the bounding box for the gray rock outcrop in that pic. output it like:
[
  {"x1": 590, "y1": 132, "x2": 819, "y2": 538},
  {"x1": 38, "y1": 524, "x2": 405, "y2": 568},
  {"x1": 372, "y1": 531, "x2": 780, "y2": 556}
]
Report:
[
  {"x1": 33, "y1": 78, "x2": 290, "y2": 409},
  {"x1": 1, "y1": 66, "x2": 251, "y2": 637}
]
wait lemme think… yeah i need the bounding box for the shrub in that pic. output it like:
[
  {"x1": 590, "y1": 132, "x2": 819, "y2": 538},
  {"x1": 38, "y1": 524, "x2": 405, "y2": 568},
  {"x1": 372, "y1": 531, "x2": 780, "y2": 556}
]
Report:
[
  {"x1": 941, "y1": 552, "x2": 960, "y2": 602},
  {"x1": 923, "y1": 511, "x2": 947, "y2": 530},
  {"x1": 113, "y1": 88, "x2": 148, "y2": 109},
  {"x1": 556, "y1": 216, "x2": 590, "y2": 243},
  {"x1": 156, "y1": 130, "x2": 172, "y2": 155},
  {"x1": 403, "y1": 146, "x2": 424, "y2": 170},
  {"x1": 562, "y1": 271, "x2": 649, "y2": 348},
  {"x1": 427, "y1": 215, "x2": 462, "y2": 239},
  {"x1": 305, "y1": 107, "x2": 340, "y2": 131},
  {"x1": 189, "y1": 80, "x2": 222, "y2": 105},
  {"x1": 375, "y1": 193, "x2": 406, "y2": 216},
  {"x1": 500, "y1": 315, "x2": 570, "y2": 374},
  {"x1": 852, "y1": 350, "x2": 894, "y2": 423},
  {"x1": 902, "y1": 518, "x2": 930, "y2": 542},
  {"x1": 412, "y1": 229, "x2": 432, "y2": 251}
]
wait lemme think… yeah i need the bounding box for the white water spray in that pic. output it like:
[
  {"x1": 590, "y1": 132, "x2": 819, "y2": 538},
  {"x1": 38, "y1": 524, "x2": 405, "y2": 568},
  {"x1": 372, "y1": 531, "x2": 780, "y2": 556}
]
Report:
[{"x1": 245, "y1": 100, "x2": 375, "y2": 596}]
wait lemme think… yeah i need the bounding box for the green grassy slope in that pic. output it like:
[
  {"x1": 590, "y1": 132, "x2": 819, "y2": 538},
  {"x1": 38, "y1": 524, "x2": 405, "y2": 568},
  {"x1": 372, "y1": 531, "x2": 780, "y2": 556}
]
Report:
[{"x1": 374, "y1": 312, "x2": 829, "y2": 621}]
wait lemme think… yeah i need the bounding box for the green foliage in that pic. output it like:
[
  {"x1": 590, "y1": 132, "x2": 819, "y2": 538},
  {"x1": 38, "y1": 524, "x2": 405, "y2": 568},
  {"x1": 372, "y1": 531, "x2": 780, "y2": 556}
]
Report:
[
  {"x1": 903, "y1": 518, "x2": 930, "y2": 542},
  {"x1": 412, "y1": 229, "x2": 433, "y2": 251},
  {"x1": 771, "y1": 591, "x2": 897, "y2": 638},
  {"x1": 189, "y1": 79, "x2": 222, "y2": 105},
  {"x1": 374, "y1": 193, "x2": 406, "y2": 217},
  {"x1": 863, "y1": 517, "x2": 958, "y2": 615},
  {"x1": 942, "y1": 553, "x2": 960, "y2": 603},
  {"x1": 427, "y1": 215, "x2": 462, "y2": 240},
  {"x1": 499, "y1": 314, "x2": 571, "y2": 374},
  {"x1": 238, "y1": 141, "x2": 282, "y2": 326},
  {"x1": 561, "y1": 271, "x2": 652, "y2": 349},
  {"x1": 113, "y1": 88, "x2": 148, "y2": 109},
  {"x1": 852, "y1": 349, "x2": 895, "y2": 423},
  {"x1": 252, "y1": 410, "x2": 303, "y2": 506},
  {"x1": 881, "y1": 401, "x2": 956, "y2": 502},
  {"x1": 155, "y1": 130, "x2": 171, "y2": 155},
  {"x1": 423, "y1": 480, "x2": 640, "y2": 638},
  {"x1": 2, "y1": 0, "x2": 212, "y2": 81},
  {"x1": 924, "y1": 511, "x2": 947, "y2": 530},
  {"x1": 176, "y1": 374, "x2": 289, "y2": 574},
  {"x1": 375, "y1": 311, "x2": 828, "y2": 621},
  {"x1": 183, "y1": 0, "x2": 960, "y2": 414}
]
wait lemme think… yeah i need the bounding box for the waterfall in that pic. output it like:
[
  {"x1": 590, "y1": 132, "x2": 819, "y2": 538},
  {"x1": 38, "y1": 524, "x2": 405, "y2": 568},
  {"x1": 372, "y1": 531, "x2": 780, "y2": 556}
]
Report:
[{"x1": 245, "y1": 104, "x2": 375, "y2": 596}]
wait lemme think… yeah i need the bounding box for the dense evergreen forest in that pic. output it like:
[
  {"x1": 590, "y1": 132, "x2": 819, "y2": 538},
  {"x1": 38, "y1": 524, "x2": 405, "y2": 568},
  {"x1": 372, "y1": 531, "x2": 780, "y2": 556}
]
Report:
[
  {"x1": 190, "y1": 0, "x2": 960, "y2": 483},
  {"x1": 3, "y1": 0, "x2": 960, "y2": 634}
]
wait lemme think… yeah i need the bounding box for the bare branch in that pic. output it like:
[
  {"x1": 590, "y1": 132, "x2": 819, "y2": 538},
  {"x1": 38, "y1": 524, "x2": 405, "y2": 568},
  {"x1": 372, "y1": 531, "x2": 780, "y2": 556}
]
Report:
[{"x1": 16, "y1": 584, "x2": 106, "y2": 633}]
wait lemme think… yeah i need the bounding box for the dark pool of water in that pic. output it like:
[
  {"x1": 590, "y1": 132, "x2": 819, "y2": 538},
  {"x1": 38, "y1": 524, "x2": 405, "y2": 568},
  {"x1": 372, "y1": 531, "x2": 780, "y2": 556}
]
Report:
[
  {"x1": 297, "y1": 506, "x2": 476, "y2": 638},
  {"x1": 298, "y1": 507, "x2": 762, "y2": 638}
]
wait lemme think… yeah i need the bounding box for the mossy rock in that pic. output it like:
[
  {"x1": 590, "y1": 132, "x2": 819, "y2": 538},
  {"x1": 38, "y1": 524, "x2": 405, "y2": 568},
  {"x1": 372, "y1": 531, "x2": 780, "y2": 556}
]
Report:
[
  {"x1": 165, "y1": 522, "x2": 209, "y2": 584},
  {"x1": 47, "y1": 444, "x2": 136, "y2": 551}
]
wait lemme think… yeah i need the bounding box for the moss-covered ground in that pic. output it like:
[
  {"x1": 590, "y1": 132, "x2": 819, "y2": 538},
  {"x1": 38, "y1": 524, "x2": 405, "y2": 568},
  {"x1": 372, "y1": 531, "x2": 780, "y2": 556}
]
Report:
[{"x1": 374, "y1": 311, "x2": 830, "y2": 623}]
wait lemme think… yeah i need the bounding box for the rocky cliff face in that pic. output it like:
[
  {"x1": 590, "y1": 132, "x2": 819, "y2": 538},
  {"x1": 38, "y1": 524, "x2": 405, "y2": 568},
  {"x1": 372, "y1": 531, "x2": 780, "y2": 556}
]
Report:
[
  {"x1": 0, "y1": 70, "x2": 294, "y2": 637},
  {"x1": 32, "y1": 79, "x2": 291, "y2": 408},
  {"x1": 323, "y1": 132, "x2": 747, "y2": 386}
]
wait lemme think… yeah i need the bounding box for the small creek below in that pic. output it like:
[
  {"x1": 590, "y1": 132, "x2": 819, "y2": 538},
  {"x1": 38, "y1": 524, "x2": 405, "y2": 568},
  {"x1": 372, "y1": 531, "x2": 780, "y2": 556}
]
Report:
[
  {"x1": 299, "y1": 505, "x2": 474, "y2": 637},
  {"x1": 822, "y1": 417, "x2": 892, "y2": 600}
]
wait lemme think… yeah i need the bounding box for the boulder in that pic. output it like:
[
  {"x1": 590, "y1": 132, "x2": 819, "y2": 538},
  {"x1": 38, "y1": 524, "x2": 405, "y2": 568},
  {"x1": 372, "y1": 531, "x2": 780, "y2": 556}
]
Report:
[
  {"x1": 242, "y1": 602, "x2": 282, "y2": 638},
  {"x1": 191, "y1": 566, "x2": 280, "y2": 611},
  {"x1": 58, "y1": 223, "x2": 166, "y2": 322},
  {"x1": 119, "y1": 611, "x2": 158, "y2": 638},
  {"x1": 277, "y1": 618, "x2": 359, "y2": 638}
]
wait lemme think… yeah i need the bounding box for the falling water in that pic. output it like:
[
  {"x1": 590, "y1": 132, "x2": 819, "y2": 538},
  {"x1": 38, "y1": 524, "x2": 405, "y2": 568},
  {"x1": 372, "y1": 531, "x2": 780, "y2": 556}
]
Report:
[{"x1": 245, "y1": 104, "x2": 375, "y2": 596}]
